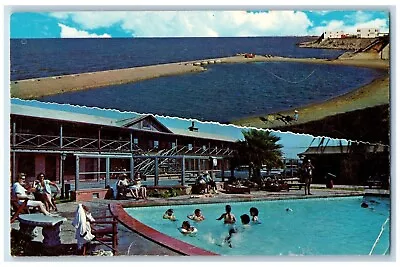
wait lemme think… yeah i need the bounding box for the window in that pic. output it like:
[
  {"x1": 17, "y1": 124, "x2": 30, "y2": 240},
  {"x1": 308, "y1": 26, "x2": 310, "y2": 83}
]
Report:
[
  {"x1": 188, "y1": 144, "x2": 193, "y2": 150},
  {"x1": 171, "y1": 142, "x2": 176, "y2": 148},
  {"x1": 203, "y1": 145, "x2": 207, "y2": 151},
  {"x1": 133, "y1": 138, "x2": 138, "y2": 144},
  {"x1": 154, "y1": 140, "x2": 159, "y2": 148},
  {"x1": 142, "y1": 120, "x2": 151, "y2": 130}
]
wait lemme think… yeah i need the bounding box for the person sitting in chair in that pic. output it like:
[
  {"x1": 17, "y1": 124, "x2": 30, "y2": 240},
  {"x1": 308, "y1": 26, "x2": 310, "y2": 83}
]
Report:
[
  {"x1": 116, "y1": 173, "x2": 131, "y2": 199},
  {"x1": 12, "y1": 173, "x2": 52, "y2": 216},
  {"x1": 130, "y1": 172, "x2": 147, "y2": 200},
  {"x1": 33, "y1": 172, "x2": 60, "y2": 212}
]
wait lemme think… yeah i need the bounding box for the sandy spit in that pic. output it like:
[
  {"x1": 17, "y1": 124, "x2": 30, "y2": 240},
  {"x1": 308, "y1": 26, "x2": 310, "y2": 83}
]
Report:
[{"x1": 10, "y1": 54, "x2": 389, "y2": 100}]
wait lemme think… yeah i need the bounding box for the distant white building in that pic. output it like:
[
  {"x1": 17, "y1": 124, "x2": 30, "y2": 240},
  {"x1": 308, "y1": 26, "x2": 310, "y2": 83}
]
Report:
[
  {"x1": 323, "y1": 30, "x2": 345, "y2": 39},
  {"x1": 356, "y1": 28, "x2": 380, "y2": 38}
]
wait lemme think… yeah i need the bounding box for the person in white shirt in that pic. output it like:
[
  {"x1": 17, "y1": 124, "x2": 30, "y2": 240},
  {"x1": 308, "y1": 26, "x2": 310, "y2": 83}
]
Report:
[{"x1": 12, "y1": 173, "x2": 52, "y2": 216}]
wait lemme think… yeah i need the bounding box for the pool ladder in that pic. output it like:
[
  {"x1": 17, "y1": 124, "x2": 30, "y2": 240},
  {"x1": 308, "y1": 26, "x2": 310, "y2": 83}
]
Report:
[{"x1": 369, "y1": 217, "x2": 390, "y2": 255}]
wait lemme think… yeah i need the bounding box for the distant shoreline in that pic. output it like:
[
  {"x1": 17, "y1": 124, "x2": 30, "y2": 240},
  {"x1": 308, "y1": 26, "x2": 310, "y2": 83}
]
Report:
[{"x1": 10, "y1": 54, "x2": 389, "y2": 100}]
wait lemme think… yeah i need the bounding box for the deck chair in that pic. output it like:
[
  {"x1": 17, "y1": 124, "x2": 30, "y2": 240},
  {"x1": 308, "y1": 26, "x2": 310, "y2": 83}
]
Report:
[
  {"x1": 90, "y1": 214, "x2": 119, "y2": 255},
  {"x1": 73, "y1": 204, "x2": 119, "y2": 256},
  {"x1": 10, "y1": 198, "x2": 29, "y2": 223}
]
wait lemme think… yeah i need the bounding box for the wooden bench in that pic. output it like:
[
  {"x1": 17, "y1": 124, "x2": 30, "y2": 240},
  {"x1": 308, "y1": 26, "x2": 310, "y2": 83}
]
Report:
[
  {"x1": 287, "y1": 183, "x2": 305, "y2": 190},
  {"x1": 224, "y1": 184, "x2": 251, "y2": 194}
]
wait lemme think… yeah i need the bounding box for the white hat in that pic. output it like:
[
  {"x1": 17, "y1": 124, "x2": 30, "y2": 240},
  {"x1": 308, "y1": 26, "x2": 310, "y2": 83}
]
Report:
[{"x1": 295, "y1": 110, "x2": 298, "y2": 113}]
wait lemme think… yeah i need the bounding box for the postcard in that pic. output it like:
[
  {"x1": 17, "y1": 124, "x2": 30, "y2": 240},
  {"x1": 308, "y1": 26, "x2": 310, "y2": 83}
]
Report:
[{"x1": 7, "y1": 8, "x2": 391, "y2": 259}]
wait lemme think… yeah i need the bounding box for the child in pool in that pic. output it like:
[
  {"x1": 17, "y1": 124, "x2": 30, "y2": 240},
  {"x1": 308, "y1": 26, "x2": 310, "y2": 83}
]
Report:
[
  {"x1": 216, "y1": 205, "x2": 236, "y2": 224},
  {"x1": 224, "y1": 214, "x2": 250, "y2": 248},
  {"x1": 187, "y1": 208, "x2": 205, "y2": 221},
  {"x1": 163, "y1": 208, "x2": 176, "y2": 221},
  {"x1": 249, "y1": 207, "x2": 260, "y2": 223},
  {"x1": 180, "y1": 220, "x2": 196, "y2": 235}
]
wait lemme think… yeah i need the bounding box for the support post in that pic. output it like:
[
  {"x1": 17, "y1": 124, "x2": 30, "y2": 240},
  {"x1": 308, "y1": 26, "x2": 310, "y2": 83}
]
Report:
[
  {"x1": 97, "y1": 158, "x2": 101, "y2": 182},
  {"x1": 154, "y1": 157, "x2": 159, "y2": 186},
  {"x1": 130, "y1": 132, "x2": 133, "y2": 152},
  {"x1": 98, "y1": 129, "x2": 101, "y2": 151},
  {"x1": 59, "y1": 125, "x2": 63, "y2": 148},
  {"x1": 75, "y1": 156, "x2": 80, "y2": 191},
  {"x1": 60, "y1": 154, "x2": 65, "y2": 198},
  {"x1": 181, "y1": 157, "x2": 186, "y2": 186},
  {"x1": 221, "y1": 159, "x2": 225, "y2": 182},
  {"x1": 105, "y1": 157, "x2": 110, "y2": 188},
  {"x1": 130, "y1": 156, "x2": 134, "y2": 180},
  {"x1": 12, "y1": 122, "x2": 16, "y2": 182}
]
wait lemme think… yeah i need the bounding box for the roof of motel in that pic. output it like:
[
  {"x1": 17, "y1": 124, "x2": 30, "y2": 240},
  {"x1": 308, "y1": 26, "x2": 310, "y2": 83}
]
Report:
[
  {"x1": 11, "y1": 103, "x2": 237, "y2": 143},
  {"x1": 298, "y1": 145, "x2": 386, "y2": 156}
]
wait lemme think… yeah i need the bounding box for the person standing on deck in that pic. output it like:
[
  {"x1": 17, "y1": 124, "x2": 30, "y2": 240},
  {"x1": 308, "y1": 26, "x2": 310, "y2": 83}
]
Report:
[{"x1": 303, "y1": 159, "x2": 315, "y2": 195}]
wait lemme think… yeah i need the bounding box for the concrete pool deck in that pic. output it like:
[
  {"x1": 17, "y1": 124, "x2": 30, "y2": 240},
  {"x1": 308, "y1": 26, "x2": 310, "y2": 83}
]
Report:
[{"x1": 9, "y1": 185, "x2": 389, "y2": 257}]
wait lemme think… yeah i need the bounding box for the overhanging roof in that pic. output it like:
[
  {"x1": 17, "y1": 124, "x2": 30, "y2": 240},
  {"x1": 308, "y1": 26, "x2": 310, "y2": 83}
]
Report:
[
  {"x1": 298, "y1": 145, "x2": 386, "y2": 156},
  {"x1": 11, "y1": 103, "x2": 236, "y2": 143}
]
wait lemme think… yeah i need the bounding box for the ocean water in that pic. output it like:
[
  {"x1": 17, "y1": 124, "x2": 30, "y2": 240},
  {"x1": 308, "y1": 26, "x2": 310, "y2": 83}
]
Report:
[
  {"x1": 125, "y1": 196, "x2": 390, "y2": 256},
  {"x1": 41, "y1": 62, "x2": 384, "y2": 122},
  {"x1": 10, "y1": 37, "x2": 346, "y2": 81}
]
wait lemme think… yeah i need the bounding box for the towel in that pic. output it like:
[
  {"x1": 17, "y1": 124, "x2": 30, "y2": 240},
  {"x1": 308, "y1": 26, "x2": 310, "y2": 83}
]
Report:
[
  {"x1": 72, "y1": 204, "x2": 95, "y2": 249},
  {"x1": 113, "y1": 181, "x2": 119, "y2": 199}
]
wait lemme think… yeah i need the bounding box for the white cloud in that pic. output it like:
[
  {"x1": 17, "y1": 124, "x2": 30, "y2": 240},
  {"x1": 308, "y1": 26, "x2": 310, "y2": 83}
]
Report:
[
  {"x1": 58, "y1": 23, "x2": 111, "y2": 38},
  {"x1": 51, "y1": 11, "x2": 313, "y2": 37},
  {"x1": 51, "y1": 11, "x2": 389, "y2": 38}
]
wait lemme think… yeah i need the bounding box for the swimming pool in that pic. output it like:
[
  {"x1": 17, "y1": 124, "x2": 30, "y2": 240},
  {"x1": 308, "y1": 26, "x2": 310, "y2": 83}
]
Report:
[{"x1": 124, "y1": 196, "x2": 390, "y2": 256}]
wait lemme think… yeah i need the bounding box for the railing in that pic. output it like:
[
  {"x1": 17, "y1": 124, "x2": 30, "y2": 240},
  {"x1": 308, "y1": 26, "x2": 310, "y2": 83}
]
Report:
[
  {"x1": 12, "y1": 133, "x2": 235, "y2": 156},
  {"x1": 12, "y1": 133, "x2": 131, "y2": 152}
]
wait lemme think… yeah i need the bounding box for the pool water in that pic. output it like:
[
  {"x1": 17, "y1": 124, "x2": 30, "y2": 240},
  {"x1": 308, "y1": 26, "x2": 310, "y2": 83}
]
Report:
[{"x1": 125, "y1": 196, "x2": 390, "y2": 256}]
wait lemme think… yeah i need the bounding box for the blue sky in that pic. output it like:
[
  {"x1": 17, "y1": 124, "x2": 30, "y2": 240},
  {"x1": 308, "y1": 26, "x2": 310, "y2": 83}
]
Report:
[
  {"x1": 10, "y1": 10, "x2": 389, "y2": 38},
  {"x1": 11, "y1": 98, "x2": 348, "y2": 159}
]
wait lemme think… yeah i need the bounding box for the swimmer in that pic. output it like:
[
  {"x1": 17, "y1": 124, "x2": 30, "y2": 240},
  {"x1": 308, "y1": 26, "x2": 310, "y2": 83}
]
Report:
[
  {"x1": 216, "y1": 205, "x2": 236, "y2": 224},
  {"x1": 180, "y1": 220, "x2": 197, "y2": 235},
  {"x1": 361, "y1": 202, "x2": 369, "y2": 208},
  {"x1": 286, "y1": 208, "x2": 293, "y2": 212},
  {"x1": 224, "y1": 214, "x2": 250, "y2": 248},
  {"x1": 163, "y1": 208, "x2": 177, "y2": 221},
  {"x1": 240, "y1": 214, "x2": 250, "y2": 226},
  {"x1": 249, "y1": 207, "x2": 259, "y2": 222},
  {"x1": 187, "y1": 208, "x2": 205, "y2": 221}
]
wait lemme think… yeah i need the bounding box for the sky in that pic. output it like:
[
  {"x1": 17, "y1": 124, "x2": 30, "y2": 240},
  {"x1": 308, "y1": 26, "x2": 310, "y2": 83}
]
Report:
[
  {"x1": 10, "y1": 98, "x2": 348, "y2": 159},
  {"x1": 9, "y1": 10, "x2": 390, "y2": 38}
]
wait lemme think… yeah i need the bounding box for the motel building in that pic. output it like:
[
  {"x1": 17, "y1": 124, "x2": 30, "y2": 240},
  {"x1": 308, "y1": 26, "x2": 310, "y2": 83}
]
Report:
[
  {"x1": 356, "y1": 28, "x2": 380, "y2": 38},
  {"x1": 323, "y1": 30, "x2": 346, "y2": 39},
  {"x1": 10, "y1": 103, "x2": 236, "y2": 200}
]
